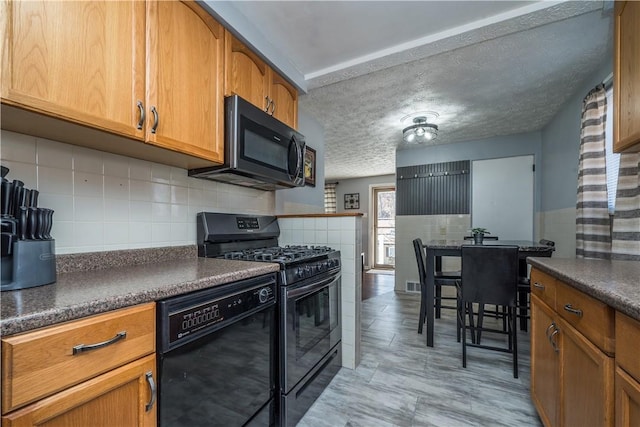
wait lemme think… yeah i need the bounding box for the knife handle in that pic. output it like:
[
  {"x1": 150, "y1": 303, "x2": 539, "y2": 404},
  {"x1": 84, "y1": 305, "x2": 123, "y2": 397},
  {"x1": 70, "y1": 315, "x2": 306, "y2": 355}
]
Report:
[
  {"x1": 18, "y1": 206, "x2": 27, "y2": 240},
  {"x1": 27, "y1": 207, "x2": 37, "y2": 240},
  {"x1": 30, "y1": 190, "x2": 39, "y2": 208},
  {"x1": 45, "y1": 209, "x2": 55, "y2": 239}
]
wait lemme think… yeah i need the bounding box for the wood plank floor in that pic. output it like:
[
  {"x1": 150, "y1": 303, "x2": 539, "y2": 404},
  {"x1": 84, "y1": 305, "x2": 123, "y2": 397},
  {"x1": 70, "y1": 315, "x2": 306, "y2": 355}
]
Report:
[
  {"x1": 362, "y1": 270, "x2": 395, "y2": 300},
  {"x1": 298, "y1": 282, "x2": 542, "y2": 427}
]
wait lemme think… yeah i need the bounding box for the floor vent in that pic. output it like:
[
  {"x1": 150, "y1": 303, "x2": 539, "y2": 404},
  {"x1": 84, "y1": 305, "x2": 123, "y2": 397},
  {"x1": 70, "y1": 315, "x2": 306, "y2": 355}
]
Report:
[{"x1": 406, "y1": 281, "x2": 421, "y2": 293}]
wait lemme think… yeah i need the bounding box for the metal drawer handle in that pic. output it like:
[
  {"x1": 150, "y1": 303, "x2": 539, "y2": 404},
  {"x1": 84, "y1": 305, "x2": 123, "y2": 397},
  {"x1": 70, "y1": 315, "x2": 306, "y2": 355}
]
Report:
[
  {"x1": 150, "y1": 106, "x2": 159, "y2": 134},
  {"x1": 270, "y1": 99, "x2": 275, "y2": 115},
  {"x1": 550, "y1": 328, "x2": 560, "y2": 353},
  {"x1": 545, "y1": 323, "x2": 555, "y2": 340},
  {"x1": 72, "y1": 331, "x2": 127, "y2": 355},
  {"x1": 563, "y1": 304, "x2": 583, "y2": 317},
  {"x1": 136, "y1": 101, "x2": 145, "y2": 130},
  {"x1": 533, "y1": 282, "x2": 545, "y2": 290},
  {"x1": 264, "y1": 96, "x2": 270, "y2": 112},
  {"x1": 145, "y1": 371, "x2": 156, "y2": 412}
]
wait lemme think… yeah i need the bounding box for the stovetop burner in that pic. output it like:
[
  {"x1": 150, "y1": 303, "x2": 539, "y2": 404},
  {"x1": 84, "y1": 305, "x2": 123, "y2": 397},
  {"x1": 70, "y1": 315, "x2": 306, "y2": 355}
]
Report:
[{"x1": 221, "y1": 245, "x2": 335, "y2": 264}]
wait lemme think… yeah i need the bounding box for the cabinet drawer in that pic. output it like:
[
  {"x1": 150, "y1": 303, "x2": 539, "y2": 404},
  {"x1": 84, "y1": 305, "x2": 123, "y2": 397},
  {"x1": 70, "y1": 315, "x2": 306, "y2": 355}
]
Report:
[
  {"x1": 530, "y1": 268, "x2": 556, "y2": 309},
  {"x1": 1, "y1": 303, "x2": 155, "y2": 414},
  {"x1": 556, "y1": 281, "x2": 614, "y2": 354},
  {"x1": 616, "y1": 312, "x2": 640, "y2": 383}
]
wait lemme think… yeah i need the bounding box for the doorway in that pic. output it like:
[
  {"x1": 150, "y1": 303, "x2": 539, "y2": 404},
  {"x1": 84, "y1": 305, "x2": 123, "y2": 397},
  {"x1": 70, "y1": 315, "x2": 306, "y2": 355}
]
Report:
[{"x1": 373, "y1": 186, "x2": 395, "y2": 269}]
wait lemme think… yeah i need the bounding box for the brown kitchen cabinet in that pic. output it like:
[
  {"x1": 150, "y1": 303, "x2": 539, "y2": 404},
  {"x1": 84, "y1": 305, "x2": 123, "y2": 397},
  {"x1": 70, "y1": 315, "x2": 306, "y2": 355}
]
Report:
[
  {"x1": 0, "y1": 0, "x2": 146, "y2": 139},
  {"x1": 614, "y1": 1, "x2": 640, "y2": 153},
  {"x1": 1, "y1": 0, "x2": 224, "y2": 165},
  {"x1": 530, "y1": 270, "x2": 615, "y2": 427},
  {"x1": 145, "y1": 0, "x2": 224, "y2": 163},
  {"x1": 224, "y1": 30, "x2": 298, "y2": 129},
  {"x1": 615, "y1": 312, "x2": 640, "y2": 427},
  {"x1": 1, "y1": 303, "x2": 156, "y2": 426}
]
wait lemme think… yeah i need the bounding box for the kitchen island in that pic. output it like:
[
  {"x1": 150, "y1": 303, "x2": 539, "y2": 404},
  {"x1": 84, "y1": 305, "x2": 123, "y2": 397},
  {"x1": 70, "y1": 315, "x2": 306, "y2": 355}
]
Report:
[{"x1": 527, "y1": 257, "x2": 640, "y2": 427}]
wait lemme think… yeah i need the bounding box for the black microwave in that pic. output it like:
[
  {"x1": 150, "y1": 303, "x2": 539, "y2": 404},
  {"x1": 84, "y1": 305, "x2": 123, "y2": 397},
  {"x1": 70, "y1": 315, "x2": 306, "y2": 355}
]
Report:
[{"x1": 189, "y1": 95, "x2": 305, "y2": 190}]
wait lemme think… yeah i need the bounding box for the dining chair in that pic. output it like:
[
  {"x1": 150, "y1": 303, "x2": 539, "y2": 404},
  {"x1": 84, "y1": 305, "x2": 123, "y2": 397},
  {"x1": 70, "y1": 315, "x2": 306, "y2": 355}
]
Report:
[
  {"x1": 457, "y1": 244, "x2": 520, "y2": 378},
  {"x1": 413, "y1": 238, "x2": 461, "y2": 337},
  {"x1": 517, "y1": 239, "x2": 555, "y2": 331}
]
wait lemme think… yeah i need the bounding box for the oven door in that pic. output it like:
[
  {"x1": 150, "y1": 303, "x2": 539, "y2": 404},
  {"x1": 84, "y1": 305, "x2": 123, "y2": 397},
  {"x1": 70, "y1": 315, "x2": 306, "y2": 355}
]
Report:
[{"x1": 281, "y1": 270, "x2": 341, "y2": 393}]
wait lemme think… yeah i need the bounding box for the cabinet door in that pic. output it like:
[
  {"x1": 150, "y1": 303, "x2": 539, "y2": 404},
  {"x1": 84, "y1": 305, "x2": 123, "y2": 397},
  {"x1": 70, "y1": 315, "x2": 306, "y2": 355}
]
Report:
[
  {"x1": 616, "y1": 366, "x2": 640, "y2": 427},
  {"x1": 531, "y1": 296, "x2": 560, "y2": 427},
  {"x1": 269, "y1": 69, "x2": 298, "y2": 129},
  {"x1": 1, "y1": 355, "x2": 156, "y2": 427},
  {"x1": 614, "y1": 1, "x2": 640, "y2": 152},
  {"x1": 146, "y1": 0, "x2": 224, "y2": 163},
  {"x1": 561, "y1": 317, "x2": 614, "y2": 427},
  {"x1": 224, "y1": 30, "x2": 270, "y2": 112},
  {"x1": 0, "y1": 0, "x2": 145, "y2": 139}
]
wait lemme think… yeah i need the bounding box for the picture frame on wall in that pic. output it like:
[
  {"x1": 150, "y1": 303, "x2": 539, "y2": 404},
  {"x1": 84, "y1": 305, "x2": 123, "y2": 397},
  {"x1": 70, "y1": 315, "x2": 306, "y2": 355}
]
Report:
[
  {"x1": 304, "y1": 147, "x2": 316, "y2": 187},
  {"x1": 344, "y1": 193, "x2": 360, "y2": 209}
]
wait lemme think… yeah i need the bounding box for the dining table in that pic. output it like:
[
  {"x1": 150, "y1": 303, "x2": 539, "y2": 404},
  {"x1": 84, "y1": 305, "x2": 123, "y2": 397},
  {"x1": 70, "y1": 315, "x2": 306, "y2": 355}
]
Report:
[{"x1": 421, "y1": 239, "x2": 555, "y2": 347}]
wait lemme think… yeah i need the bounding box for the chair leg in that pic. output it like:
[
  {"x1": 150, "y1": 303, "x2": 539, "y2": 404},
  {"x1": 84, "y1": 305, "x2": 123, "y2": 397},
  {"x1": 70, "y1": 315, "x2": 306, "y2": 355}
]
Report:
[
  {"x1": 461, "y1": 306, "x2": 467, "y2": 368},
  {"x1": 476, "y1": 304, "x2": 485, "y2": 344},
  {"x1": 518, "y1": 289, "x2": 528, "y2": 331},
  {"x1": 512, "y1": 307, "x2": 519, "y2": 378},
  {"x1": 467, "y1": 303, "x2": 476, "y2": 345},
  {"x1": 435, "y1": 285, "x2": 442, "y2": 319},
  {"x1": 418, "y1": 285, "x2": 426, "y2": 334},
  {"x1": 456, "y1": 296, "x2": 462, "y2": 342}
]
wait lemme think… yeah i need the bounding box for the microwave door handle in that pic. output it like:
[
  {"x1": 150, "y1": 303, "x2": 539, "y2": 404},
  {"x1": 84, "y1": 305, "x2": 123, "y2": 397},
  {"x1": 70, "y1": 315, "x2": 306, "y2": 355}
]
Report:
[{"x1": 288, "y1": 139, "x2": 303, "y2": 180}]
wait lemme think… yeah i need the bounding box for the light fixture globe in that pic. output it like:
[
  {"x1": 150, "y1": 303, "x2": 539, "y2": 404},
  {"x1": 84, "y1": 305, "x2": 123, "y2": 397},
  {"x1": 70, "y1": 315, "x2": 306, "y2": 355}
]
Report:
[{"x1": 402, "y1": 115, "x2": 438, "y2": 143}]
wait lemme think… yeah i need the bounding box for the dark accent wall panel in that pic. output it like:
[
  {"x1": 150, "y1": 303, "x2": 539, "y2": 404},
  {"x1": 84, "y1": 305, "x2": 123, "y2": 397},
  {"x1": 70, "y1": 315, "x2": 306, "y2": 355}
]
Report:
[{"x1": 396, "y1": 161, "x2": 470, "y2": 215}]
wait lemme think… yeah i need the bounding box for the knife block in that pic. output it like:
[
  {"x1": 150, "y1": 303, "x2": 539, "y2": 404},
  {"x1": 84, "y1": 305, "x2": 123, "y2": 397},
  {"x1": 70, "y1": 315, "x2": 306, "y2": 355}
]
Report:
[{"x1": 1, "y1": 240, "x2": 56, "y2": 292}]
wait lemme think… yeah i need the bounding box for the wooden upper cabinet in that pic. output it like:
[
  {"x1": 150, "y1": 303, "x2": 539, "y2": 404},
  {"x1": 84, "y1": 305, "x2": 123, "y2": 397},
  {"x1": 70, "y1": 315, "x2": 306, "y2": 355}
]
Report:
[
  {"x1": 145, "y1": 0, "x2": 224, "y2": 163},
  {"x1": 224, "y1": 30, "x2": 298, "y2": 129},
  {"x1": 270, "y1": 70, "x2": 298, "y2": 129},
  {"x1": 614, "y1": 1, "x2": 640, "y2": 152},
  {"x1": 0, "y1": 0, "x2": 146, "y2": 139}
]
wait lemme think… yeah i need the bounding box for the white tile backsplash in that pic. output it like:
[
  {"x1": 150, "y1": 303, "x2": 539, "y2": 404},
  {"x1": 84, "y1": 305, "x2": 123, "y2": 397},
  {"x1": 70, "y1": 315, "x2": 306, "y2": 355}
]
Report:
[{"x1": 1, "y1": 130, "x2": 275, "y2": 253}]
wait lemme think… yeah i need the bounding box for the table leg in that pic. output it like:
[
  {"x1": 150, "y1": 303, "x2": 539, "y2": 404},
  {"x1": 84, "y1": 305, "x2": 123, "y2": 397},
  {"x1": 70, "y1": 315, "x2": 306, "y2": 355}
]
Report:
[{"x1": 425, "y1": 249, "x2": 435, "y2": 347}]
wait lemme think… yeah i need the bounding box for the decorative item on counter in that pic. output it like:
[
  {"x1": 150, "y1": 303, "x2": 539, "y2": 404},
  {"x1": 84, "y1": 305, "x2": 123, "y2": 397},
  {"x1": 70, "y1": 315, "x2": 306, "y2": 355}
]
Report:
[
  {"x1": 470, "y1": 227, "x2": 490, "y2": 245},
  {"x1": 1, "y1": 165, "x2": 56, "y2": 292}
]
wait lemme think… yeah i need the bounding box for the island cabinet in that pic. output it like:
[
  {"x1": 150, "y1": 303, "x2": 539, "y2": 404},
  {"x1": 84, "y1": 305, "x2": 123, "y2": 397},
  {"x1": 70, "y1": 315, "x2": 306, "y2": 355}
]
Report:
[
  {"x1": 614, "y1": 0, "x2": 640, "y2": 153},
  {"x1": 1, "y1": 0, "x2": 224, "y2": 165},
  {"x1": 530, "y1": 269, "x2": 615, "y2": 427},
  {"x1": 615, "y1": 312, "x2": 640, "y2": 427},
  {"x1": 1, "y1": 303, "x2": 156, "y2": 426},
  {"x1": 224, "y1": 30, "x2": 298, "y2": 129}
]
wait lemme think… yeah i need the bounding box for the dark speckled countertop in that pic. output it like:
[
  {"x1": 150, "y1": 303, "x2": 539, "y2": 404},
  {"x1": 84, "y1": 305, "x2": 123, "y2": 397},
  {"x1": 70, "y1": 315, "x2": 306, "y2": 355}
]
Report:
[
  {"x1": 1, "y1": 257, "x2": 280, "y2": 336},
  {"x1": 528, "y1": 257, "x2": 640, "y2": 321}
]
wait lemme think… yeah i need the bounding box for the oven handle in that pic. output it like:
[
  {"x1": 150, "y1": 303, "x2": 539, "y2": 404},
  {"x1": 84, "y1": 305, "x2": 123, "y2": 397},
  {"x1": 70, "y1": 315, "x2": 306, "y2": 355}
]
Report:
[{"x1": 286, "y1": 272, "x2": 340, "y2": 299}]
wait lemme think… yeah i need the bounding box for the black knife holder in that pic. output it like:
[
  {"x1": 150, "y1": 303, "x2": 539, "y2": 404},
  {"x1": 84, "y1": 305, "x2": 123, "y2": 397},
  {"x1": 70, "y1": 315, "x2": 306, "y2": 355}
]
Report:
[{"x1": 1, "y1": 239, "x2": 56, "y2": 292}]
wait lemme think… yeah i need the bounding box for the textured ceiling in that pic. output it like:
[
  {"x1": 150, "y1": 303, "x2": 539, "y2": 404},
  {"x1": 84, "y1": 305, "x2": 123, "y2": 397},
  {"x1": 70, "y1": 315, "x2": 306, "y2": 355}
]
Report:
[{"x1": 227, "y1": 1, "x2": 613, "y2": 181}]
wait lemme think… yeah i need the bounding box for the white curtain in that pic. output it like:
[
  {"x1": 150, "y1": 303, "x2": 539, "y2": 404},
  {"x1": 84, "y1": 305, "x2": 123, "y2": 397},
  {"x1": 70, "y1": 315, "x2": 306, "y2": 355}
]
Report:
[
  {"x1": 576, "y1": 85, "x2": 611, "y2": 259},
  {"x1": 324, "y1": 183, "x2": 337, "y2": 213},
  {"x1": 612, "y1": 153, "x2": 640, "y2": 260}
]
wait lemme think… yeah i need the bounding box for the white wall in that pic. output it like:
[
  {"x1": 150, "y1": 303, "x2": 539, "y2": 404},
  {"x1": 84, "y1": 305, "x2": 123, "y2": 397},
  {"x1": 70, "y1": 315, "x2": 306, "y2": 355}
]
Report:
[{"x1": 0, "y1": 130, "x2": 275, "y2": 254}]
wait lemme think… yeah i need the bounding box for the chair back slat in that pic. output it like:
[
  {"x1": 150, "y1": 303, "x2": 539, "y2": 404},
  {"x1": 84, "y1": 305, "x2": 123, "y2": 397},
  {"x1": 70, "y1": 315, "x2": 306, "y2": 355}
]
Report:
[
  {"x1": 461, "y1": 245, "x2": 519, "y2": 306},
  {"x1": 412, "y1": 238, "x2": 426, "y2": 285}
]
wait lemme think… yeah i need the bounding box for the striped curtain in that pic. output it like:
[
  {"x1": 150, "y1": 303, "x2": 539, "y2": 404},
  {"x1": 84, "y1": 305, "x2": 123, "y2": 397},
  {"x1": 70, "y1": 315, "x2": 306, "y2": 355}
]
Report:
[
  {"x1": 576, "y1": 85, "x2": 611, "y2": 259},
  {"x1": 324, "y1": 183, "x2": 337, "y2": 213},
  {"x1": 612, "y1": 153, "x2": 640, "y2": 260}
]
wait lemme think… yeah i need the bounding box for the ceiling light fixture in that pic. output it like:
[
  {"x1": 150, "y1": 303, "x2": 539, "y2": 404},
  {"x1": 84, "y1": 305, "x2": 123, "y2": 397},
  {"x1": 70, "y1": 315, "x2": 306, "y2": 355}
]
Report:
[{"x1": 403, "y1": 116, "x2": 438, "y2": 143}]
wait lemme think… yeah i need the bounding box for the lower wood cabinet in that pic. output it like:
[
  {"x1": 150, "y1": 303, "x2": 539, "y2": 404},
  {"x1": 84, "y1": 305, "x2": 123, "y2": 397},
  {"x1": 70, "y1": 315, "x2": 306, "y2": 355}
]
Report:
[
  {"x1": 616, "y1": 367, "x2": 640, "y2": 427},
  {"x1": 1, "y1": 355, "x2": 156, "y2": 427},
  {"x1": 1, "y1": 303, "x2": 156, "y2": 426},
  {"x1": 615, "y1": 312, "x2": 640, "y2": 427},
  {"x1": 530, "y1": 271, "x2": 615, "y2": 427}
]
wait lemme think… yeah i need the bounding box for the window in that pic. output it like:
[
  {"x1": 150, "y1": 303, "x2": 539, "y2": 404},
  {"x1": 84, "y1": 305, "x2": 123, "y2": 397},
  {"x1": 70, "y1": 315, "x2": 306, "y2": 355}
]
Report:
[{"x1": 605, "y1": 86, "x2": 620, "y2": 214}]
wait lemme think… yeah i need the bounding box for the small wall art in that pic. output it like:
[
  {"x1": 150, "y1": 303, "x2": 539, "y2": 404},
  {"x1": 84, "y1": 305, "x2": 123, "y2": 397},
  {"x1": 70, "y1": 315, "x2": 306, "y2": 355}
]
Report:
[
  {"x1": 304, "y1": 146, "x2": 316, "y2": 187},
  {"x1": 344, "y1": 193, "x2": 360, "y2": 209}
]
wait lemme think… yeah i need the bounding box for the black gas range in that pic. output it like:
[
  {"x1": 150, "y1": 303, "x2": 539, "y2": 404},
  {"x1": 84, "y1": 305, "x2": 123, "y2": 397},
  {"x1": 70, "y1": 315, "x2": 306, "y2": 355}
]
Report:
[
  {"x1": 197, "y1": 212, "x2": 341, "y2": 286},
  {"x1": 197, "y1": 212, "x2": 342, "y2": 427}
]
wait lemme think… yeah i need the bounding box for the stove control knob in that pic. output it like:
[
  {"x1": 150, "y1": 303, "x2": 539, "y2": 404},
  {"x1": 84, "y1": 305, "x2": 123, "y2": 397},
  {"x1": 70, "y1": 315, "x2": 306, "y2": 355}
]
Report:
[
  {"x1": 296, "y1": 268, "x2": 305, "y2": 279},
  {"x1": 258, "y1": 288, "x2": 270, "y2": 303},
  {"x1": 304, "y1": 266, "x2": 311, "y2": 276}
]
